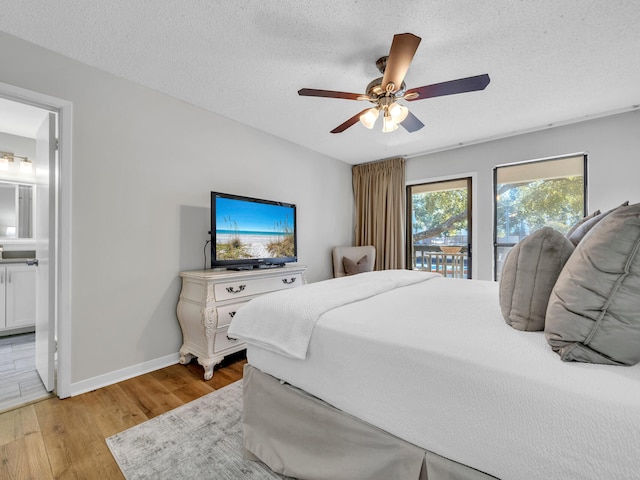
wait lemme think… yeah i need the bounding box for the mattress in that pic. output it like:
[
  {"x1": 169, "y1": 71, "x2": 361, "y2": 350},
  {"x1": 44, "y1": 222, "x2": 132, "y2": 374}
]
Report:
[{"x1": 240, "y1": 274, "x2": 640, "y2": 480}]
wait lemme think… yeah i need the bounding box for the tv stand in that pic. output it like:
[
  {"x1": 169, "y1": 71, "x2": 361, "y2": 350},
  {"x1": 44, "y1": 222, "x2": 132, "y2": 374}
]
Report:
[{"x1": 177, "y1": 265, "x2": 307, "y2": 379}]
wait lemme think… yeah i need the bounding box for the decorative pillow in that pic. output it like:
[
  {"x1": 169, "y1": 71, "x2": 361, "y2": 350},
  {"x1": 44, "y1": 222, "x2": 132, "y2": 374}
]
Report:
[
  {"x1": 545, "y1": 202, "x2": 640, "y2": 365},
  {"x1": 499, "y1": 227, "x2": 574, "y2": 331},
  {"x1": 567, "y1": 201, "x2": 628, "y2": 246},
  {"x1": 565, "y1": 210, "x2": 600, "y2": 237},
  {"x1": 343, "y1": 255, "x2": 371, "y2": 276}
]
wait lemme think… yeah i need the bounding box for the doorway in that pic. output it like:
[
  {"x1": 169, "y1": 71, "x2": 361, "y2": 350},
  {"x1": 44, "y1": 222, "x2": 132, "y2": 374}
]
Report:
[
  {"x1": 406, "y1": 177, "x2": 473, "y2": 279},
  {"x1": 0, "y1": 98, "x2": 54, "y2": 411},
  {"x1": 0, "y1": 82, "x2": 71, "y2": 404}
]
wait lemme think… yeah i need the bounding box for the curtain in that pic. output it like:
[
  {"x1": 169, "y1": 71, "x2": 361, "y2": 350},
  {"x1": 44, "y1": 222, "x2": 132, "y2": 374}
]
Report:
[{"x1": 352, "y1": 157, "x2": 405, "y2": 271}]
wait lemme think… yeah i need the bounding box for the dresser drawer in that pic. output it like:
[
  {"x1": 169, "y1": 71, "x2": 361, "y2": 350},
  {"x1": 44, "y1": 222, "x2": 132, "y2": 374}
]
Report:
[
  {"x1": 214, "y1": 326, "x2": 241, "y2": 353},
  {"x1": 214, "y1": 272, "x2": 303, "y2": 301},
  {"x1": 216, "y1": 302, "x2": 247, "y2": 329}
]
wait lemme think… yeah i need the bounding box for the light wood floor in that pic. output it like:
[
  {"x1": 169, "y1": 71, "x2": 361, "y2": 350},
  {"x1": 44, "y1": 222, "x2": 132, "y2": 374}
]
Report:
[{"x1": 0, "y1": 351, "x2": 247, "y2": 479}]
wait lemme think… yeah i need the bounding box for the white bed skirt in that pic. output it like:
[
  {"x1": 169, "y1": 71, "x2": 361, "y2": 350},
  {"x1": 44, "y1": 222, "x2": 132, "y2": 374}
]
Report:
[{"x1": 243, "y1": 364, "x2": 497, "y2": 480}]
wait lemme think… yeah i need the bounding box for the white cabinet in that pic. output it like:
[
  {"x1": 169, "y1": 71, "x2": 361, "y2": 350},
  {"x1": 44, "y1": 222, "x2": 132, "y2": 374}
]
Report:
[
  {"x1": 0, "y1": 264, "x2": 36, "y2": 333},
  {"x1": 177, "y1": 265, "x2": 307, "y2": 379}
]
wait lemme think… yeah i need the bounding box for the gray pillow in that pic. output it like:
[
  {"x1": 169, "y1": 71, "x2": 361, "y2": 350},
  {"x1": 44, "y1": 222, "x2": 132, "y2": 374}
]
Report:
[
  {"x1": 545, "y1": 202, "x2": 640, "y2": 365},
  {"x1": 567, "y1": 201, "x2": 628, "y2": 246},
  {"x1": 343, "y1": 255, "x2": 371, "y2": 275},
  {"x1": 499, "y1": 227, "x2": 575, "y2": 331},
  {"x1": 565, "y1": 210, "x2": 600, "y2": 237}
]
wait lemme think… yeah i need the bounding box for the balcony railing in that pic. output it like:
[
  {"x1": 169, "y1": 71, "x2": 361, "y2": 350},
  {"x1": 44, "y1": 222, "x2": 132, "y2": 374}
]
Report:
[{"x1": 410, "y1": 245, "x2": 468, "y2": 278}]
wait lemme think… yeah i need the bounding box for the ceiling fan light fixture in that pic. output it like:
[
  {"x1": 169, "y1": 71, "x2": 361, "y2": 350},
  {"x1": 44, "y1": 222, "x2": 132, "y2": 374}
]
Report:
[
  {"x1": 388, "y1": 102, "x2": 409, "y2": 123},
  {"x1": 359, "y1": 108, "x2": 379, "y2": 129},
  {"x1": 382, "y1": 113, "x2": 398, "y2": 133}
]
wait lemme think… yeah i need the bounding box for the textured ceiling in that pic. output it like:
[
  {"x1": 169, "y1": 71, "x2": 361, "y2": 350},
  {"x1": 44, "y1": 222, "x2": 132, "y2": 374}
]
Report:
[{"x1": 1, "y1": 1, "x2": 639, "y2": 164}]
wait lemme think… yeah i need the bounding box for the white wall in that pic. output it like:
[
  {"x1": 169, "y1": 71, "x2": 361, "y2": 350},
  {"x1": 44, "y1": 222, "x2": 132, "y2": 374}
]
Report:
[
  {"x1": 0, "y1": 32, "x2": 354, "y2": 389},
  {"x1": 0, "y1": 132, "x2": 35, "y2": 160},
  {"x1": 406, "y1": 109, "x2": 640, "y2": 281}
]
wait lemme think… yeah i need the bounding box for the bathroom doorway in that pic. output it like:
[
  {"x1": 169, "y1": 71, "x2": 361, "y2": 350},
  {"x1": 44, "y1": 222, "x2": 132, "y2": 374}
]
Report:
[{"x1": 0, "y1": 84, "x2": 71, "y2": 408}]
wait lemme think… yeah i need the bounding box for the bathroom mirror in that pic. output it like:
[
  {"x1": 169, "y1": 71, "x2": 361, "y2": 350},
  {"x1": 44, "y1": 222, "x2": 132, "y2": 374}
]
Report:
[{"x1": 0, "y1": 182, "x2": 33, "y2": 239}]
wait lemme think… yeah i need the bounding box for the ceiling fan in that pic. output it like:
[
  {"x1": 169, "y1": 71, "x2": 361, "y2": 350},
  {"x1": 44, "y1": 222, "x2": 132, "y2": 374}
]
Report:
[{"x1": 298, "y1": 33, "x2": 490, "y2": 134}]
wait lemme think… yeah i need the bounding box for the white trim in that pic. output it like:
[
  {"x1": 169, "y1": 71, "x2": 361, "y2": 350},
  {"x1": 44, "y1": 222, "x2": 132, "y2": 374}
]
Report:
[
  {"x1": 404, "y1": 105, "x2": 640, "y2": 159},
  {"x1": 70, "y1": 353, "x2": 181, "y2": 397},
  {"x1": 0, "y1": 81, "x2": 73, "y2": 399}
]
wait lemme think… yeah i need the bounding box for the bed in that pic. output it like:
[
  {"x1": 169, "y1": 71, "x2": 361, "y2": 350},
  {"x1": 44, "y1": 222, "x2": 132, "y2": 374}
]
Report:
[{"x1": 227, "y1": 270, "x2": 640, "y2": 480}]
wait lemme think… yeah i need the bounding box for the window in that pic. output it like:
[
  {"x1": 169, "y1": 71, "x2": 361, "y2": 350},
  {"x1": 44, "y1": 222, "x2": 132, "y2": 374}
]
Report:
[
  {"x1": 407, "y1": 177, "x2": 472, "y2": 278},
  {"x1": 494, "y1": 154, "x2": 587, "y2": 280}
]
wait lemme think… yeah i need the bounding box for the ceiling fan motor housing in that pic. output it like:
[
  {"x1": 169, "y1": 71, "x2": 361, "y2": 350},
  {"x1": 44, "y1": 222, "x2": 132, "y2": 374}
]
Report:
[
  {"x1": 366, "y1": 78, "x2": 407, "y2": 100},
  {"x1": 367, "y1": 56, "x2": 408, "y2": 100}
]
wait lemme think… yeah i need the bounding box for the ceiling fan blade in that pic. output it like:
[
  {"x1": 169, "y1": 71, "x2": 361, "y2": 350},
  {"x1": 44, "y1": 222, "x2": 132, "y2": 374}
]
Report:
[
  {"x1": 405, "y1": 74, "x2": 490, "y2": 101},
  {"x1": 298, "y1": 88, "x2": 363, "y2": 100},
  {"x1": 400, "y1": 111, "x2": 425, "y2": 133},
  {"x1": 381, "y1": 33, "x2": 421, "y2": 93},
  {"x1": 330, "y1": 108, "x2": 371, "y2": 134}
]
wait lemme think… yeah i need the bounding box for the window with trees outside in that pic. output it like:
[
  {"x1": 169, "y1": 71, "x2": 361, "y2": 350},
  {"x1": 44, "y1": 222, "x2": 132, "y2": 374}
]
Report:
[
  {"x1": 407, "y1": 178, "x2": 472, "y2": 279},
  {"x1": 494, "y1": 154, "x2": 587, "y2": 281}
]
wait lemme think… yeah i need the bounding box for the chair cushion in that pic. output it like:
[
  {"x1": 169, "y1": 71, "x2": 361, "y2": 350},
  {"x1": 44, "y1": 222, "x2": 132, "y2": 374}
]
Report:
[
  {"x1": 499, "y1": 227, "x2": 574, "y2": 331},
  {"x1": 343, "y1": 255, "x2": 371, "y2": 276},
  {"x1": 545, "y1": 202, "x2": 640, "y2": 365}
]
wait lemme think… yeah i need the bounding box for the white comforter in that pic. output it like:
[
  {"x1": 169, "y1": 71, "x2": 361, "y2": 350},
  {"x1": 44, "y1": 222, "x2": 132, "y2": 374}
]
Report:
[
  {"x1": 239, "y1": 274, "x2": 640, "y2": 480},
  {"x1": 227, "y1": 269, "x2": 439, "y2": 359}
]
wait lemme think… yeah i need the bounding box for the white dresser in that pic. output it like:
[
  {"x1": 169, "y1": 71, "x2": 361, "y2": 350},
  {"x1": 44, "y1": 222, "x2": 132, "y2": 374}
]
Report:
[{"x1": 177, "y1": 265, "x2": 307, "y2": 379}]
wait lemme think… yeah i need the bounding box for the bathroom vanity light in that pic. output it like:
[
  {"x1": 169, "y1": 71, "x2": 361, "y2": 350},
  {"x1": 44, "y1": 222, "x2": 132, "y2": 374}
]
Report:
[
  {"x1": 0, "y1": 151, "x2": 32, "y2": 172},
  {"x1": 20, "y1": 157, "x2": 33, "y2": 173}
]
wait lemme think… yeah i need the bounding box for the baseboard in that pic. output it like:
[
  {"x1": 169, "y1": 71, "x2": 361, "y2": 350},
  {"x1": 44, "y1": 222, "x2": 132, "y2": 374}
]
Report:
[
  {"x1": 1, "y1": 325, "x2": 35, "y2": 336},
  {"x1": 69, "y1": 352, "x2": 181, "y2": 397}
]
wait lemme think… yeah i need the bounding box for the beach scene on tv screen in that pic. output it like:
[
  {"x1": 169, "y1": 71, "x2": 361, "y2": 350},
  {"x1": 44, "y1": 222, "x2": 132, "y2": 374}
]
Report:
[{"x1": 216, "y1": 197, "x2": 295, "y2": 261}]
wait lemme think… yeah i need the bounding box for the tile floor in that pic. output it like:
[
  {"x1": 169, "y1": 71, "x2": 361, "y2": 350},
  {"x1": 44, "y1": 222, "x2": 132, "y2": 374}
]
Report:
[{"x1": 0, "y1": 332, "x2": 52, "y2": 412}]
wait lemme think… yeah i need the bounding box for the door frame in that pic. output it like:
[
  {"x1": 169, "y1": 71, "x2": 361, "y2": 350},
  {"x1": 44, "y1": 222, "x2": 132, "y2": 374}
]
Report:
[
  {"x1": 406, "y1": 172, "x2": 477, "y2": 279},
  {"x1": 0, "y1": 81, "x2": 73, "y2": 398}
]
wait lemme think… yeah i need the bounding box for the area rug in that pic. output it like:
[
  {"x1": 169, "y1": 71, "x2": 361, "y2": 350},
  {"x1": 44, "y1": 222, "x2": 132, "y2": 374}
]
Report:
[{"x1": 106, "y1": 380, "x2": 291, "y2": 479}]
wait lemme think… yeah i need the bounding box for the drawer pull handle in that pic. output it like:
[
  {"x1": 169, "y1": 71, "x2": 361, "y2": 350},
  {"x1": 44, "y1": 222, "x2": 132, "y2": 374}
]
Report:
[
  {"x1": 226, "y1": 284, "x2": 246, "y2": 294},
  {"x1": 228, "y1": 311, "x2": 236, "y2": 318},
  {"x1": 282, "y1": 277, "x2": 296, "y2": 285}
]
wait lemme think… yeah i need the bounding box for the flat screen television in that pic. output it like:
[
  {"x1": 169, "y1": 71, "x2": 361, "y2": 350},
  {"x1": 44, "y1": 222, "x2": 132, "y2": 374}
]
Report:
[{"x1": 211, "y1": 192, "x2": 297, "y2": 270}]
